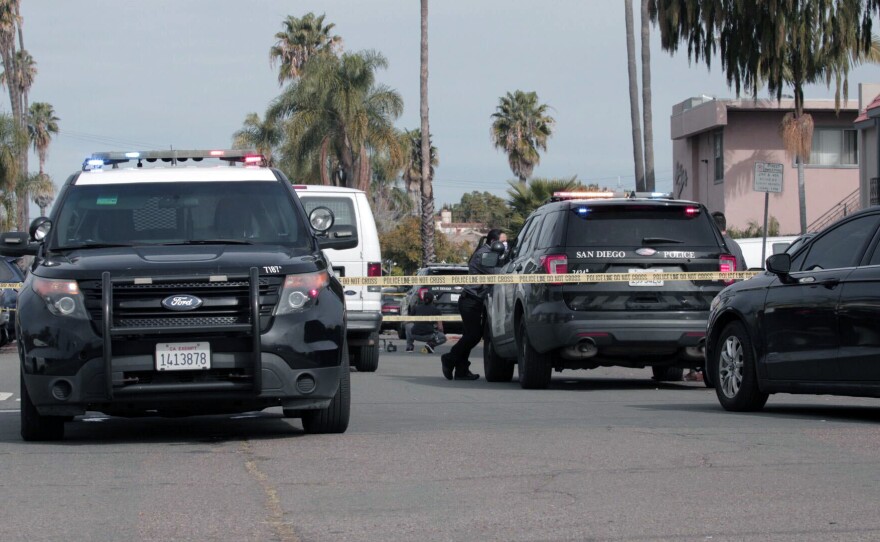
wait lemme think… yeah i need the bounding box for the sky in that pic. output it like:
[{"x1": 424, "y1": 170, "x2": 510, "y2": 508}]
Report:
[{"x1": 18, "y1": 1, "x2": 880, "y2": 212}]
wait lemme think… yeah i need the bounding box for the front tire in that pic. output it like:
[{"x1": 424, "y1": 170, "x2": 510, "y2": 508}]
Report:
[
  {"x1": 301, "y1": 343, "x2": 351, "y2": 434},
  {"x1": 714, "y1": 321, "x2": 768, "y2": 412},
  {"x1": 352, "y1": 344, "x2": 379, "y2": 372},
  {"x1": 517, "y1": 319, "x2": 552, "y2": 389},
  {"x1": 20, "y1": 374, "x2": 65, "y2": 441},
  {"x1": 484, "y1": 320, "x2": 514, "y2": 382}
]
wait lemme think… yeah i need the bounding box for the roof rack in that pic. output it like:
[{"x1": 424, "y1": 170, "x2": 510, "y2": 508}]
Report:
[{"x1": 82, "y1": 149, "x2": 265, "y2": 171}]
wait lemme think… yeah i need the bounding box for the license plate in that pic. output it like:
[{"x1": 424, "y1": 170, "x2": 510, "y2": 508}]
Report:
[
  {"x1": 155, "y1": 342, "x2": 211, "y2": 371},
  {"x1": 450, "y1": 294, "x2": 460, "y2": 302},
  {"x1": 628, "y1": 268, "x2": 664, "y2": 287}
]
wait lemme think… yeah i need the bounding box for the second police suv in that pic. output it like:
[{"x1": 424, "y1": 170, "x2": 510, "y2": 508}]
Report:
[
  {"x1": 2, "y1": 150, "x2": 354, "y2": 441},
  {"x1": 482, "y1": 191, "x2": 741, "y2": 389}
]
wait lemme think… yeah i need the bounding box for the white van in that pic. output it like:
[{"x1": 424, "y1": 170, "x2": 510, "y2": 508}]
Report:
[
  {"x1": 295, "y1": 185, "x2": 383, "y2": 372},
  {"x1": 736, "y1": 236, "x2": 799, "y2": 269}
]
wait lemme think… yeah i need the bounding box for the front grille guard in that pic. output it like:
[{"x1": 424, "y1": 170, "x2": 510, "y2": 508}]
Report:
[{"x1": 101, "y1": 267, "x2": 263, "y2": 400}]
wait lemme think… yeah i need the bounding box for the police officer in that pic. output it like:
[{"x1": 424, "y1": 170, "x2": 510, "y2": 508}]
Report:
[{"x1": 440, "y1": 228, "x2": 504, "y2": 380}]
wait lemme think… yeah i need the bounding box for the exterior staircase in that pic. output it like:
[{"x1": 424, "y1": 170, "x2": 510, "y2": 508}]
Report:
[{"x1": 807, "y1": 188, "x2": 861, "y2": 233}]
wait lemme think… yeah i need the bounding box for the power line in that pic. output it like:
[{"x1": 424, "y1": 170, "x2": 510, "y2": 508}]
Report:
[{"x1": 56, "y1": 129, "x2": 167, "y2": 149}]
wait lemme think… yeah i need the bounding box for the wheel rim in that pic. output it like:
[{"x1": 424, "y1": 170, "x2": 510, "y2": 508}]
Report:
[{"x1": 719, "y1": 335, "x2": 744, "y2": 399}]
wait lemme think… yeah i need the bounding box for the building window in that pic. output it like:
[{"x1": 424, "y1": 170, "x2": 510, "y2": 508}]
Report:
[
  {"x1": 713, "y1": 132, "x2": 724, "y2": 183},
  {"x1": 802, "y1": 128, "x2": 858, "y2": 166}
]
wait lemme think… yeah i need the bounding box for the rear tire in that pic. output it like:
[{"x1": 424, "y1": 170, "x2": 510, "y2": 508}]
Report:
[
  {"x1": 651, "y1": 366, "x2": 684, "y2": 382},
  {"x1": 352, "y1": 344, "x2": 379, "y2": 372},
  {"x1": 714, "y1": 321, "x2": 768, "y2": 412},
  {"x1": 301, "y1": 343, "x2": 351, "y2": 434},
  {"x1": 484, "y1": 320, "x2": 514, "y2": 382},
  {"x1": 20, "y1": 374, "x2": 65, "y2": 441},
  {"x1": 517, "y1": 320, "x2": 552, "y2": 389}
]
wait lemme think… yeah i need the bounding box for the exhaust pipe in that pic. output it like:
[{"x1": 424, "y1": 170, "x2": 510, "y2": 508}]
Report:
[
  {"x1": 560, "y1": 339, "x2": 598, "y2": 360},
  {"x1": 684, "y1": 338, "x2": 706, "y2": 360}
]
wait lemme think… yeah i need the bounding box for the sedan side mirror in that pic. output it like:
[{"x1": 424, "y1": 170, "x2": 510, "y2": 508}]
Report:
[{"x1": 766, "y1": 253, "x2": 791, "y2": 276}]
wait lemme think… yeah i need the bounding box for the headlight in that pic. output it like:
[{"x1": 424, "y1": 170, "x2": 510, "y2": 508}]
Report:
[
  {"x1": 31, "y1": 277, "x2": 88, "y2": 318},
  {"x1": 275, "y1": 271, "x2": 330, "y2": 315}
]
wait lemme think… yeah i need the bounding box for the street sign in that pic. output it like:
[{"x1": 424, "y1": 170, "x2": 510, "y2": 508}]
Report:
[{"x1": 754, "y1": 162, "x2": 784, "y2": 193}]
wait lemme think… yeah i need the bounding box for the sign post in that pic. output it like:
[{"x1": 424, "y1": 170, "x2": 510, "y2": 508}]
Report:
[{"x1": 753, "y1": 162, "x2": 784, "y2": 267}]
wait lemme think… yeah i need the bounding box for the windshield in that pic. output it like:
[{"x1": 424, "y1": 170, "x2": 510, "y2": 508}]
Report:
[
  {"x1": 50, "y1": 181, "x2": 310, "y2": 250},
  {"x1": 565, "y1": 205, "x2": 719, "y2": 247}
]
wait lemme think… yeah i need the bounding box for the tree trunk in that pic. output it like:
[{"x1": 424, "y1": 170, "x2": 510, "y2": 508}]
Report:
[
  {"x1": 356, "y1": 144, "x2": 370, "y2": 192},
  {"x1": 640, "y1": 0, "x2": 654, "y2": 191},
  {"x1": 797, "y1": 155, "x2": 807, "y2": 234},
  {"x1": 419, "y1": 0, "x2": 435, "y2": 265},
  {"x1": 319, "y1": 138, "x2": 331, "y2": 185},
  {"x1": 624, "y1": 0, "x2": 645, "y2": 192}
]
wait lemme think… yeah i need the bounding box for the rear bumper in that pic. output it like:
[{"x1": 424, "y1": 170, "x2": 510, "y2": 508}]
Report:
[
  {"x1": 346, "y1": 310, "x2": 382, "y2": 334},
  {"x1": 526, "y1": 301, "x2": 708, "y2": 358},
  {"x1": 23, "y1": 354, "x2": 344, "y2": 417}
]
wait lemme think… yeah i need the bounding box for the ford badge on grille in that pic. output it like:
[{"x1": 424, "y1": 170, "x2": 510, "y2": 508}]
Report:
[{"x1": 162, "y1": 295, "x2": 204, "y2": 311}]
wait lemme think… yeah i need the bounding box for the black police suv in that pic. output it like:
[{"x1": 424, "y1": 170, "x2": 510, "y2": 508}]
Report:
[
  {"x1": 483, "y1": 193, "x2": 740, "y2": 389},
  {"x1": 707, "y1": 206, "x2": 880, "y2": 412},
  {"x1": 397, "y1": 263, "x2": 469, "y2": 337},
  {"x1": 1, "y1": 150, "x2": 355, "y2": 441}
]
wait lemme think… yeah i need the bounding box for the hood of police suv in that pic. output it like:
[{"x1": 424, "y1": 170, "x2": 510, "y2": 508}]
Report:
[{"x1": 34, "y1": 244, "x2": 326, "y2": 280}]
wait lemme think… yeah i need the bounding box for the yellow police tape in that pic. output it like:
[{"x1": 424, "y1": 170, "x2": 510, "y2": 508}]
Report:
[
  {"x1": 0, "y1": 282, "x2": 21, "y2": 289},
  {"x1": 342, "y1": 271, "x2": 758, "y2": 287},
  {"x1": 382, "y1": 315, "x2": 463, "y2": 322}
]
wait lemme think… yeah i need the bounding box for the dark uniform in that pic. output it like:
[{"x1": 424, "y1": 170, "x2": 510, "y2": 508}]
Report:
[{"x1": 441, "y1": 242, "x2": 494, "y2": 379}]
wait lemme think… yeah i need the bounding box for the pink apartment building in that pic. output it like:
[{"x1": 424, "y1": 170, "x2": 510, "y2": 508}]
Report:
[{"x1": 671, "y1": 95, "x2": 861, "y2": 234}]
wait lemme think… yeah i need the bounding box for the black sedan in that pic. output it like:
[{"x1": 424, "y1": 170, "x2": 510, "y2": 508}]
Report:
[{"x1": 706, "y1": 207, "x2": 880, "y2": 411}]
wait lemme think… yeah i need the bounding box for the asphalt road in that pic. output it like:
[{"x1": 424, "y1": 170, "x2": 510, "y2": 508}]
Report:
[{"x1": 2, "y1": 337, "x2": 880, "y2": 542}]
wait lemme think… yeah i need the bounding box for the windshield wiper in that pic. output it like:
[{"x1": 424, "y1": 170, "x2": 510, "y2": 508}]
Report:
[
  {"x1": 161, "y1": 239, "x2": 254, "y2": 245},
  {"x1": 641, "y1": 237, "x2": 684, "y2": 244},
  {"x1": 52, "y1": 243, "x2": 133, "y2": 250}
]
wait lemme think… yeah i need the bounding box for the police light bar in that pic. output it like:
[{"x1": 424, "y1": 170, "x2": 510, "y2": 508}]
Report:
[
  {"x1": 551, "y1": 191, "x2": 620, "y2": 202},
  {"x1": 626, "y1": 191, "x2": 673, "y2": 199},
  {"x1": 82, "y1": 149, "x2": 264, "y2": 170}
]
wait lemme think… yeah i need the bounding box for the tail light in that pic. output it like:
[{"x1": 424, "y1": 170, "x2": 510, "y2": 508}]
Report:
[
  {"x1": 367, "y1": 262, "x2": 382, "y2": 277},
  {"x1": 540, "y1": 254, "x2": 568, "y2": 285},
  {"x1": 719, "y1": 254, "x2": 737, "y2": 285},
  {"x1": 418, "y1": 287, "x2": 429, "y2": 301}
]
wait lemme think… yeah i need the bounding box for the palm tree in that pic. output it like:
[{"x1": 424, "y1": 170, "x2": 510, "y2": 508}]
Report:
[
  {"x1": 649, "y1": 0, "x2": 876, "y2": 234},
  {"x1": 419, "y1": 0, "x2": 435, "y2": 265},
  {"x1": 624, "y1": 0, "x2": 645, "y2": 191},
  {"x1": 490, "y1": 90, "x2": 555, "y2": 182},
  {"x1": 401, "y1": 128, "x2": 438, "y2": 215},
  {"x1": 270, "y1": 50, "x2": 404, "y2": 191},
  {"x1": 28, "y1": 172, "x2": 53, "y2": 216},
  {"x1": 0, "y1": 113, "x2": 24, "y2": 230},
  {"x1": 506, "y1": 176, "x2": 582, "y2": 234},
  {"x1": 269, "y1": 12, "x2": 342, "y2": 85},
  {"x1": 27, "y1": 101, "x2": 58, "y2": 175},
  {"x1": 640, "y1": 0, "x2": 655, "y2": 191},
  {"x1": 232, "y1": 111, "x2": 281, "y2": 167}
]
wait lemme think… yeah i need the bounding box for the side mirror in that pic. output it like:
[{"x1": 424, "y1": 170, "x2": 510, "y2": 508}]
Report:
[
  {"x1": 766, "y1": 253, "x2": 791, "y2": 276},
  {"x1": 309, "y1": 206, "x2": 335, "y2": 233},
  {"x1": 0, "y1": 231, "x2": 38, "y2": 257},
  {"x1": 29, "y1": 217, "x2": 52, "y2": 241}
]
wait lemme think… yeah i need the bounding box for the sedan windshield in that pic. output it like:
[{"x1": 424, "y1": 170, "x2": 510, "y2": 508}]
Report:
[{"x1": 51, "y1": 181, "x2": 309, "y2": 250}]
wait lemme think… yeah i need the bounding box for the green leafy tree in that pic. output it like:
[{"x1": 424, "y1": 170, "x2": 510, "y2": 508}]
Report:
[
  {"x1": 453, "y1": 191, "x2": 511, "y2": 228},
  {"x1": 490, "y1": 90, "x2": 555, "y2": 181},
  {"x1": 649, "y1": 0, "x2": 878, "y2": 234},
  {"x1": 270, "y1": 50, "x2": 404, "y2": 191},
  {"x1": 232, "y1": 111, "x2": 282, "y2": 167},
  {"x1": 380, "y1": 216, "x2": 470, "y2": 274},
  {"x1": 269, "y1": 12, "x2": 342, "y2": 85}
]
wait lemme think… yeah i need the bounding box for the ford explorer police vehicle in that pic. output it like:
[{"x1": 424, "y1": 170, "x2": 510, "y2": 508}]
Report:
[
  {"x1": 1, "y1": 150, "x2": 354, "y2": 441},
  {"x1": 483, "y1": 192, "x2": 739, "y2": 389}
]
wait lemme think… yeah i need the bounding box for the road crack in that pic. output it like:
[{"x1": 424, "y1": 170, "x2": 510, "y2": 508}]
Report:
[{"x1": 240, "y1": 440, "x2": 301, "y2": 542}]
